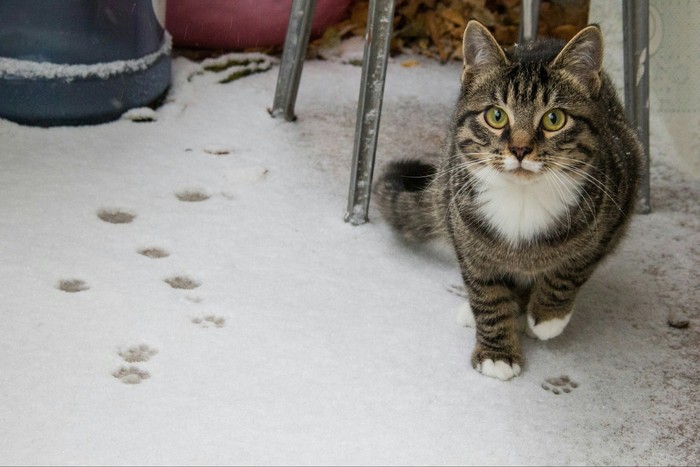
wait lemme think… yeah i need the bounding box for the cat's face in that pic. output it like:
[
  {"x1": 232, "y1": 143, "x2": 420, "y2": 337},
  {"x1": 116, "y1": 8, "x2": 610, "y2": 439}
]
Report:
[
  {"x1": 455, "y1": 22, "x2": 605, "y2": 187},
  {"x1": 458, "y1": 73, "x2": 596, "y2": 186}
]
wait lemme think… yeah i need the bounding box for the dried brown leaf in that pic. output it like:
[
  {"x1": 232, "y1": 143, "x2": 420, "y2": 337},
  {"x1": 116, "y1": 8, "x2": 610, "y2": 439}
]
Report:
[
  {"x1": 439, "y1": 8, "x2": 466, "y2": 28},
  {"x1": 318, "y1": 0, "x2": 589, "y2": 62}
]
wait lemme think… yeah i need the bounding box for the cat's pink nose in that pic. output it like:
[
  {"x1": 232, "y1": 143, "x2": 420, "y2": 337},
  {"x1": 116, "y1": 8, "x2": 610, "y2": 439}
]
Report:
[{"x1": 509, "y1": 146, "x2": 533, "y2": 162}]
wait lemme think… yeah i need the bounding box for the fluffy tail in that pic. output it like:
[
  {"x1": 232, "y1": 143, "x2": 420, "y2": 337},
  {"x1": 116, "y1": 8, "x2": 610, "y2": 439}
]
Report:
[{"x1": 374, "y1": 159, "x2": 444, "y2": 242}]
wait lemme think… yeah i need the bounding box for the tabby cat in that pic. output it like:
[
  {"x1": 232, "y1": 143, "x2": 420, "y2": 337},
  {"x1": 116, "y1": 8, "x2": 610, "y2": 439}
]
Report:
[{"x1": 376, "y1": 21, "x2": 641, "y2": 380}]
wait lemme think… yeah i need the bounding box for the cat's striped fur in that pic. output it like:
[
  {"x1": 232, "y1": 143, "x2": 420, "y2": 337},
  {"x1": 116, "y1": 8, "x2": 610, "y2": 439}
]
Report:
[{"x1": 375, "y1": 21, "x2": 641, "y2": 380}]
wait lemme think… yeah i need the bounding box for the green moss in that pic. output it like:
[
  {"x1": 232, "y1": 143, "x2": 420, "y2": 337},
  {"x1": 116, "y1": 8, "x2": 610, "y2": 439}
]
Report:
[{"x1": 219, "y1": 68, "x2": 262, "y2": 83}]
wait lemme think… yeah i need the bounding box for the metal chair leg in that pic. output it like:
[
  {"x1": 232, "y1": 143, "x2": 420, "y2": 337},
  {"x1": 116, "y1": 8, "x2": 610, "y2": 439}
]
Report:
[
  {"x1": 344, "y1": 0, "x2": 396, "y2": 225},
  {"x1": 519, "y1": 0, "x2": 541, "y2": 43},
  {"x1": 270, "y1": 0, "x2": 317, "y2": 121},
  {"x1": 623, "y1": 0, "x2": 651, "y2": 213}
]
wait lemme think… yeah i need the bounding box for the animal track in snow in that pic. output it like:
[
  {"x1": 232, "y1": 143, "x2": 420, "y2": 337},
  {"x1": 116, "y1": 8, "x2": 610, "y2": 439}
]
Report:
[
  {"x1": 119, "y1": 344, "x2": 158, "y2": 363},
  {"x1": 114, "y1": 345, "x2": 157, "y2": 384},
  {"x1": 542, "y1": 375, "x2": 578, "y2": 395},
  {"x1": 192, "y1": 315, "x2": 225, "y2": 328},
  {"x1": 113, "y1": 366, "x2": 150, "y2": 385},
  {"x1": 165, "y1": 275, "x2": 201, "y2": 290},
  {"x1": 97, "y1": 208, "x2": 136, "y2": 224},
  {"x1": 203, "y1": 145, "x2": 232, "y2": 156},
  {"x1": 57, "y1": 279, "x2": 89, "y2": 293},
  {"x1": 175, "y1": 189, "x2": 211, "y2": 202},
  {"x1": 137, "y1": 247, "x2": 170, "y2": 259}
]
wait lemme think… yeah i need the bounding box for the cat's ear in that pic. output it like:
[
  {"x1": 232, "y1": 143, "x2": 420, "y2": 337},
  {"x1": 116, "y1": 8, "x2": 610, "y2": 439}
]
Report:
[
  {"x1": 461, "y1": 20, "x2": 508, "y2": 81},
  {"x1": 550, "y1": 25, "x2": 604, "y2": 91}
]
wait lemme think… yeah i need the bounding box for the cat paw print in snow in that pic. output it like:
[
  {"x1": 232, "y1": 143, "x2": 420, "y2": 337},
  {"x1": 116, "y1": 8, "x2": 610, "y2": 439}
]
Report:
[
  {"x1": 119, "y1": 344, "x2": 158, "y2": 363},
  {"x1": 113, "y1": 344, "x2": 157, "y2": 384},
  {"x1": 542, "y1": 375, "x2": 578, "y2": 395},
  {"x1": 97, "y1": 207, "x2": 136, "y2": 224},
  {"x1": 57, "y1": 279, "x2": 90, "y2": 293},
  {"x1": 203, "y1": 145, "x2": 232, "y2": 156},
  {"x1": 165, "y1": 275, "x2": 201, "y2": 290},
  {"x1": 175, "y1": 188, "x2": 211, "y2": 202},
  {"x1": 192, "y1": 315, "x2": 225, "y2": 328},
  {"x1": 137, "y1": 246, "x2": 170, "y2": 259},
  {"x1": 113, "y1": 366, "x2": 150, "y2": 385}
]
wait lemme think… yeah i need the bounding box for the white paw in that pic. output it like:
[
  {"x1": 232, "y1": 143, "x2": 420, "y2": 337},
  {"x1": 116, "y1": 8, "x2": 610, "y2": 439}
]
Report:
[
  {"x1": 527, "y1": 311, "x2": 572, "y2": 340},
  {"x1": 455, "y1": 302, "x2": 476, "y2": 328},
  {"x1": 476, "y1": 359, "x2": 521, "y2": 381}
]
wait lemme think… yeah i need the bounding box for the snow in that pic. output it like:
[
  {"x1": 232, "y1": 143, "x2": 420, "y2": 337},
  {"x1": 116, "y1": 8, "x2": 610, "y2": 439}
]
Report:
[
  {"x1": 1, "y1": 31, "x2": 699, "y2": 467},
  {"x1": 0, "y1": 34, "x2": 172, "y2": 81}
]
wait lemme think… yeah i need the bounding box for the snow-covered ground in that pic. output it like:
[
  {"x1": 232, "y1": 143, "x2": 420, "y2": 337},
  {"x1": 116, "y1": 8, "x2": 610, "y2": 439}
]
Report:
[{"x1": 1, "y1": 18, "x2": 699, "y2": 467}]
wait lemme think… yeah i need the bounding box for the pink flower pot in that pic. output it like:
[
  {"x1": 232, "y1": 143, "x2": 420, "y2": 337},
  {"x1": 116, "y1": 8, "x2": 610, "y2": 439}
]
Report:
[{"x1": 166, "y1": 0, "x2": 352, "y2": 49}]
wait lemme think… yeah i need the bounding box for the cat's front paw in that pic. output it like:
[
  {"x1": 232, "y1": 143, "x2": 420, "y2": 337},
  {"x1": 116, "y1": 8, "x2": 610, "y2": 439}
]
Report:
[
  {"x1": 471, "y1": 346, "x2": 523, "y2": 381},
  {"x1": 477, "y1": 359, "x2": 521, "y2": 380},
  {"x1": 455, "y1": 301, "x2": 476, "y2": 327},
  {"x1": 526, "y1": 311, "x2": 572, "y2": 340}
]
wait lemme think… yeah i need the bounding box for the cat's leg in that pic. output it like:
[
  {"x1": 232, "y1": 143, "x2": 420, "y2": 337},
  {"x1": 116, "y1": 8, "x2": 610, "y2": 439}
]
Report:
[
  {"x1": 526, "y1": 269, "x2": 588, "y2": 340},
  {"x1": 458, "y1": 286, "x2": 530, "y2": 333},
  {"x1": 464, "y1": 277, "x2": 524, "y2": 380}
]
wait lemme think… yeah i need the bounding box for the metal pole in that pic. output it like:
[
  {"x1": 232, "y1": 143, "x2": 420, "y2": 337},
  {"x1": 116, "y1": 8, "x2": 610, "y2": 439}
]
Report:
[
  {"x1": 623, "y1": 0, "x2": 651, "y2": 213},
  {"x1": 344, "y1": 0, "x2": 396, "y2": 225},
  {"x1": 270, "y1": 0, "x2": 317, "y2": 121},
  {"x1": 518, "y1": 0, "x2": 541, "y2": 43}
]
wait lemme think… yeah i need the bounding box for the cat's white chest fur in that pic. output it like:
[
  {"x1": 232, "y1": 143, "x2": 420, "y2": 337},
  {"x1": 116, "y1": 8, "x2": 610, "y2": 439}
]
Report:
[{"x1": 473, "y1": 170, "x2": 580, "y2": 245}]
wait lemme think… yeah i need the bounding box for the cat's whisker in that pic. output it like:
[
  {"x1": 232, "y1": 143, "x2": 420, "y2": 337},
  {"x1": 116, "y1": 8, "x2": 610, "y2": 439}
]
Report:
[
  {"x1": 548, "y1": 160, "x2": 624, "y2": 214},
  {"x1": 548, "y1": 160, "x2": 613, "y2": 199},
  {"x1": 426, "y1": 157, "x2": 494, "y2": 186},
  {"x1": 550, "y1": 155, "x2": 608, "y2": 178},
  {"x1": 415, "y1": 158, "x2": 492, "y2": 207},
  {"x1": 543, "y1": 170, "x2": 573, "y2": 237},
  {"x1": 389, "y1": 155, "x2": 495, "y2": 187},
  {"x1": 547, "y1": 166, "x2": 599, "y2": 234},
  {"x1": 446, "y1": 164, "x2": 493, "y2": 221},
  {"x1": 548, "y1": 156, "x2": 617, "y2": 199},
  {"x1": 443, "y1": 158, "x2": 494, "y2": 188},
  {"x1": 557, "y1": 168, "x2": 599, "y2": 231},
  {"x1": 447, "y1": 166, "x2": 484, "y2": 210}
]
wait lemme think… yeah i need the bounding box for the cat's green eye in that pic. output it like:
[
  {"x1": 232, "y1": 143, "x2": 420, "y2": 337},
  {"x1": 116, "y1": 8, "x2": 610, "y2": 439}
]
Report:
[
  {"x1": 541, "y1": 109, "x2": 567, "y2": 131},
  {"x1": 485, "y1": 106, "x2": 508, "y2": 129}
]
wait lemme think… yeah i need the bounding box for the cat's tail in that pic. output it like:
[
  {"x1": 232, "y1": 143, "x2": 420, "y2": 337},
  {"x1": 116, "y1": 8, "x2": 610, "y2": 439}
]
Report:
[{"x1": 374, "y1": 159, "x2": 445, "y2": 242}]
